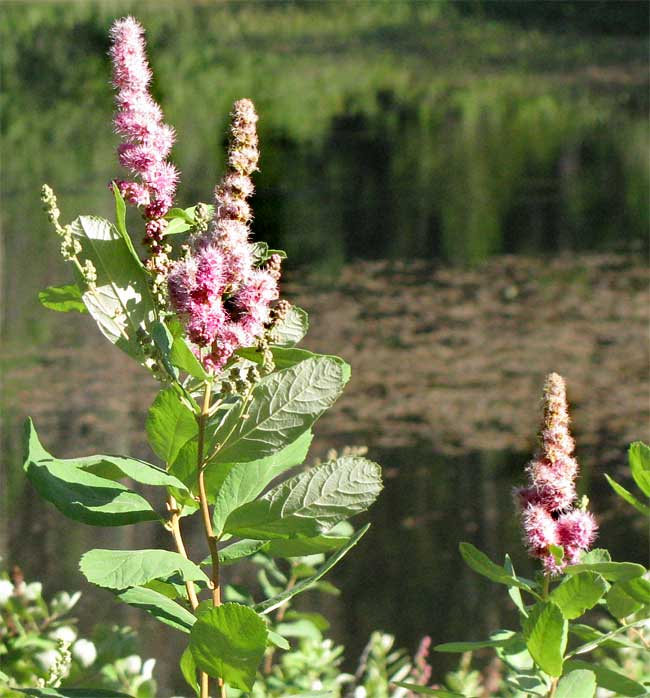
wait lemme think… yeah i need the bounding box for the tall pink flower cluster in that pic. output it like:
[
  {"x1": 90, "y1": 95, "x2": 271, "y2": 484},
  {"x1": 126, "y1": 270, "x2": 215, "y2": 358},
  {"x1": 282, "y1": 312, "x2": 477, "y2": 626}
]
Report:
[
  {"x1": 109, "y1": 16, "x2": 179, "y2": 259},
  {"x1": 516, "y1": 373, "x2": 597, "y2": 573},
  {"x1": 167, "y1": 99, "x2": 280, "y2": 372}
]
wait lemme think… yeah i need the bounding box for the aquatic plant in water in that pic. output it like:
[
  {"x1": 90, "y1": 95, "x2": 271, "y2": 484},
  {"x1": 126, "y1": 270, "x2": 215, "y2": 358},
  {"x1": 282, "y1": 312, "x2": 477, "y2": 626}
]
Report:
[
  {"x1": 394, "y1": 376, "x2": 650, "y2": 698},
  {"x1": 25, "y1": 15, "x2": 382, "y2": 698}
]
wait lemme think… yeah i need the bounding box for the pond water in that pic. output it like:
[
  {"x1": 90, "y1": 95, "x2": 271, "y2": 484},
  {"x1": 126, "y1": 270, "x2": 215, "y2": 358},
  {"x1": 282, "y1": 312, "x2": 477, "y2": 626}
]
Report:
[{"x1": 1, "y1": 5, "x2": 649, "y2": 693}]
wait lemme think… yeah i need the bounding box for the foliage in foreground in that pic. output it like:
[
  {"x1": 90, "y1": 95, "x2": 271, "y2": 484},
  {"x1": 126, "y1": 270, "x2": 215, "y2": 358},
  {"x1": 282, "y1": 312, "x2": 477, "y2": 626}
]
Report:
[{"x1": 12, "y1": 14, "x2": 383, "y2": 698}]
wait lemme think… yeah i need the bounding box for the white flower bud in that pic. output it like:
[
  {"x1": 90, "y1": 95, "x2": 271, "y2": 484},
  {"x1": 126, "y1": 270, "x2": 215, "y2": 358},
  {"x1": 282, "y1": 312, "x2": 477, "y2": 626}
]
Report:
[
  {"x1": 72, "y1": 639, "x2": 97, "y2": 668},
  {"x1": 50, "y1": 626, "x2": 77, "y2": 644},
  {"x1": 123, "y1": 654, "x2": 142, "y2": 675},
  {"x1": 0, "y1": 579, "x2": 14, "y2": 605},
  {"x1": 141, "y1": 658, "x2": 156, "y2": 680},
  {"x1": 24, "y1": 581, "x2": 42, "y2": 601},
  {"x1": 35, "y1": 649, "x2": 59, "y2": 672}
]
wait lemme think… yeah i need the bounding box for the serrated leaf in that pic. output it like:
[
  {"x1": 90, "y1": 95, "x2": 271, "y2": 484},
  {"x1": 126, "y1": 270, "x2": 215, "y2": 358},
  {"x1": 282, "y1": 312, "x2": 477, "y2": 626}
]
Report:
[
  {"x1": 255, "y1": 524, "x2": 369, "y2": 614},
  {"x1": 224, "y1": 457, "x2": 382, "y2": 539},
  {"x1": 435, "y1": 629, "x2": 517, "y2": 653},
  {"x1": 180, "y1": 646, "x2": 199, "y2": 696},
  {"x1": 555, "y1": 670, "x2": 596, "y2": 698},
  {"x1": 116, "y1": 586, "x2": 196, "y2": 633},
  {"x1": 211, "y1": 430, "x2": 313, "y2": 534},
  {"x1": 210, "y1": 357, "x2": 348, "y2": 466},
  {"x1": 23, "y1": 419, "x2": 158, "y2": 526},
  {"x1": 270, "y1": 305, "x2": 309, "y2": 347},
  {"x1": 170, "y1": 336, "x2": 209, "y2": 380},
  {"x1": 606, "y1": 582, "x2": 643, "y2": 619},
  {"x1": 39, "y1": 284, "x2": 87, "y2": 313},
  {"x1": 80, "y1": 549, "x2": 208, "y2": 589},
  {"x1": 565, "y1": 560, "x2": 645, "y2": 581},
  {"x1": 146, "y1": 388, "x2": 197, "y2": 465},
  {"x1": 459, "y1": 543, "x2": 538, "y2": 594},
  {"x1": 604, "y1": 475, "x2": 650, "y2": 515},
  {"x1": 580, "y1": 549, "x2": 611, "y2": 563},
  {"x1": 70, "y1": 215, "x2": 156, "y2": 364},
  {"x1": 549, "y1": 572, "x2": 607, "y2": 619},
  {"x1": 629, "y1": 441, "x2": 650, "y2": 497},
  {"x1": 190, "y1": 603, "x2": 268, "y2": 691},
  {"x1": 391, "y1": 684, "x2": 466, "y2": 697},
  {"x1": 565, "y1": 659, "x2": 647, "y2": 696},
  {"x1": 522, "y1": 601, "x2": 567, "y2": 677}
]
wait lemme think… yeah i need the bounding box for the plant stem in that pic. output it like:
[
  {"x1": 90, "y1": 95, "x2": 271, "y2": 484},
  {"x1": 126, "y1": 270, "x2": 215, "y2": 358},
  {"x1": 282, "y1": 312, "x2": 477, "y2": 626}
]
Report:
[
  {"x1": 166, "y1": 496, "x2": 199, "y2": 610},
  {"x1": 263, "y1": 573, "x2": 296, "y2": 674},
  {"x1": 548, "y1": 677, "x2": 558, "y2": 698},
  {"x1": 196, "y1": 381, "x2": 226, "y2": 698},
  {"x1": 542, "y1": 573, "x2": 551, "y2": 599}
]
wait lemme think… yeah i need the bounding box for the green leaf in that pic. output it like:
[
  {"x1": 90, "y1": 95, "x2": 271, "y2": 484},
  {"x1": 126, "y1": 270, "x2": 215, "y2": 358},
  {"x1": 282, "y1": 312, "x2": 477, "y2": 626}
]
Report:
[
  {"x1": 621, "y1": 575, "x2": 650, "y2": 603},
  {"x1": 211, "y1": 430, "x2": 313, "y2": 534},
  {"x1": 604, "y1": 475, "x2": 650, "y2": 516},
  {"x1": 567, "y1": 618, "x2": 649, "y2": 656},
  {"x1": 170, "y1": 336, "x2": 210, "y2": 380},
  {"x1": 149, "y1": 319, "x2": 180, "y2": 382},
  {"x1": 629, "y1": 441, "x2": 650, "y2": 497},
  {"x1": 23, "y1": 419, "x2": 158, "y2": 526},
  {"x1": 565, "y1": 659, "x2": 647, "y2": 697},
  {"x1": 18, "y1": 688, "x2": 131, "y2": 698},
  {"x1": 255, "y1": 524, "x2": 370, "y2": 614},
  {"x1": 267, "y1": 630, "x2": 290, "y2": 650},
  {"x1": 77, "y1": 454, "x2": 188, "y2": 491},
  {"x1": 80, "y1": 549, "x2": 208, "y2": 589},
  {"x1": 224, "y1": 456, "x2": 382, "y2": 539},
  {"x1": 116, "y1": 586, "x2": 196, "y2": 633},
  {"x1": 70, "y1": 216, "x2": 156, "y2": 364},
  {"x1": 213, "y1": 539, "x2": 266, "y2": 566},
  {"x1": 606, "y1": 582, "x2": 643, "y2": 619},
  {"x1": 210, "y1": 357, "x2": 349, "y2": 465},
  {"x1": 459, "y1": 543, "x2": 538, "y2": 594},
  {"x1": 549, "y1": 572, "x2": 607, "y2": 619},
  {"x1": 180, "y1": 646, "x2": 199, "y2": 696},
  {"x1": 270, "y1": 305, "x2": 309, "y2": 347},
  {"x1": 522, "y1": 601, "x2": 567, "y2": 677},
  {"x1": 569, "y1": 623, "x2": 647, "y2": 651},
  {"x1": 111, "y1": 183, "x2": 141, "y2": 267},
  {"x1": 146, "y1": 388, "x2": 197, "y2": 465},
  {"x1": 555, "y1": 670, "x2": 596, "y2": 698},
  {"x1": 580, "y1": 549, "x2": 611, "y2": 563},
  {"x1": 565, "y1": 560, "x2": 645, "y2": 581},
  {"x1": 435, "y1": 630, "x2": 517, "y2": 653},
  {"x1": 391, "y1": 684, "x2": 466, "y2": 697},
  {"x1": 504, "y1": 555, "x2": 527, "y2": 616},
  {"x1": 39, "y1": 284, "x2": 87, "y2": 313},
  {"x1": 263, "y1": 534, "x2": 350, "y2": 558},
  {"x1": 190, "y1": 603, "x2": 268, "y2": 691}
]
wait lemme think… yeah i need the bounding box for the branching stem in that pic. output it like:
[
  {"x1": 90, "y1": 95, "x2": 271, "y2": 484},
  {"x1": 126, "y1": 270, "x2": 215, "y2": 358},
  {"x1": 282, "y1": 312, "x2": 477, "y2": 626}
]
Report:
[
  {"x1": 166, "y1": 496, "x2": 199, "y2": 610},
  {"x1": 196, "y1": 381, "x2": 226, "y2": 698}
]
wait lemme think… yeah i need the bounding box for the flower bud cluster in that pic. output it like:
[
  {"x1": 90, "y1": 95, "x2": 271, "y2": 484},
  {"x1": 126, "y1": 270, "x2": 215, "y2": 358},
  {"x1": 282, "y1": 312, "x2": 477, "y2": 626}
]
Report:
[
  {"x1": 109, "y1": 16, "x2": 178, "y2": 279},
  {"x1": 220, "y1": 364, "x2": 261, "y2": 396},
  {"x1": 516, "y1": 373, "x2": 597, "y2": 573},
  {"x1": 41, "y1": 185, "x2": 81, "y2": 262},
  {"x1": 167, "y1": 99, "x2": 280, "y2": 372}
]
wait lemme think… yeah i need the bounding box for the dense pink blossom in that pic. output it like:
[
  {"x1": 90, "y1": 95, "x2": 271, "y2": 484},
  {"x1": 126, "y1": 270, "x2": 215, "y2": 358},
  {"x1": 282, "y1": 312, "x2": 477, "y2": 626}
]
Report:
[
  {"x1": 168, "y1": 99, "x2": 280, "y2": 372},
  {"x1": 516, "y1": 373, "x2": 597, "y2": 573},
  {"x1": 109, "y1": 16, "x2": 179, "y2": 225}
]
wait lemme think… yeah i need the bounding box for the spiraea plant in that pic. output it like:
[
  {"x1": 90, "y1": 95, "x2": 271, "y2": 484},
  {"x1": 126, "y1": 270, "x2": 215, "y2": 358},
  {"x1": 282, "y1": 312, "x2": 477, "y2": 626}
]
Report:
[
  {"x1": 396, "y1": 375, "x2": 650, "y2": 698},
  {"x1": 23, "y1": 16, "x2": 382, "y2": 698}
]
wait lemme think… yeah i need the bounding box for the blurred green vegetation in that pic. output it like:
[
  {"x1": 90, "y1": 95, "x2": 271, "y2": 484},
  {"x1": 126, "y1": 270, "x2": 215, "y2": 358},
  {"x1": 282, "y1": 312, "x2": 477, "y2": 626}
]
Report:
[{"x1": 1, "y1": 1, "x2": 648, "y2": 344}]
